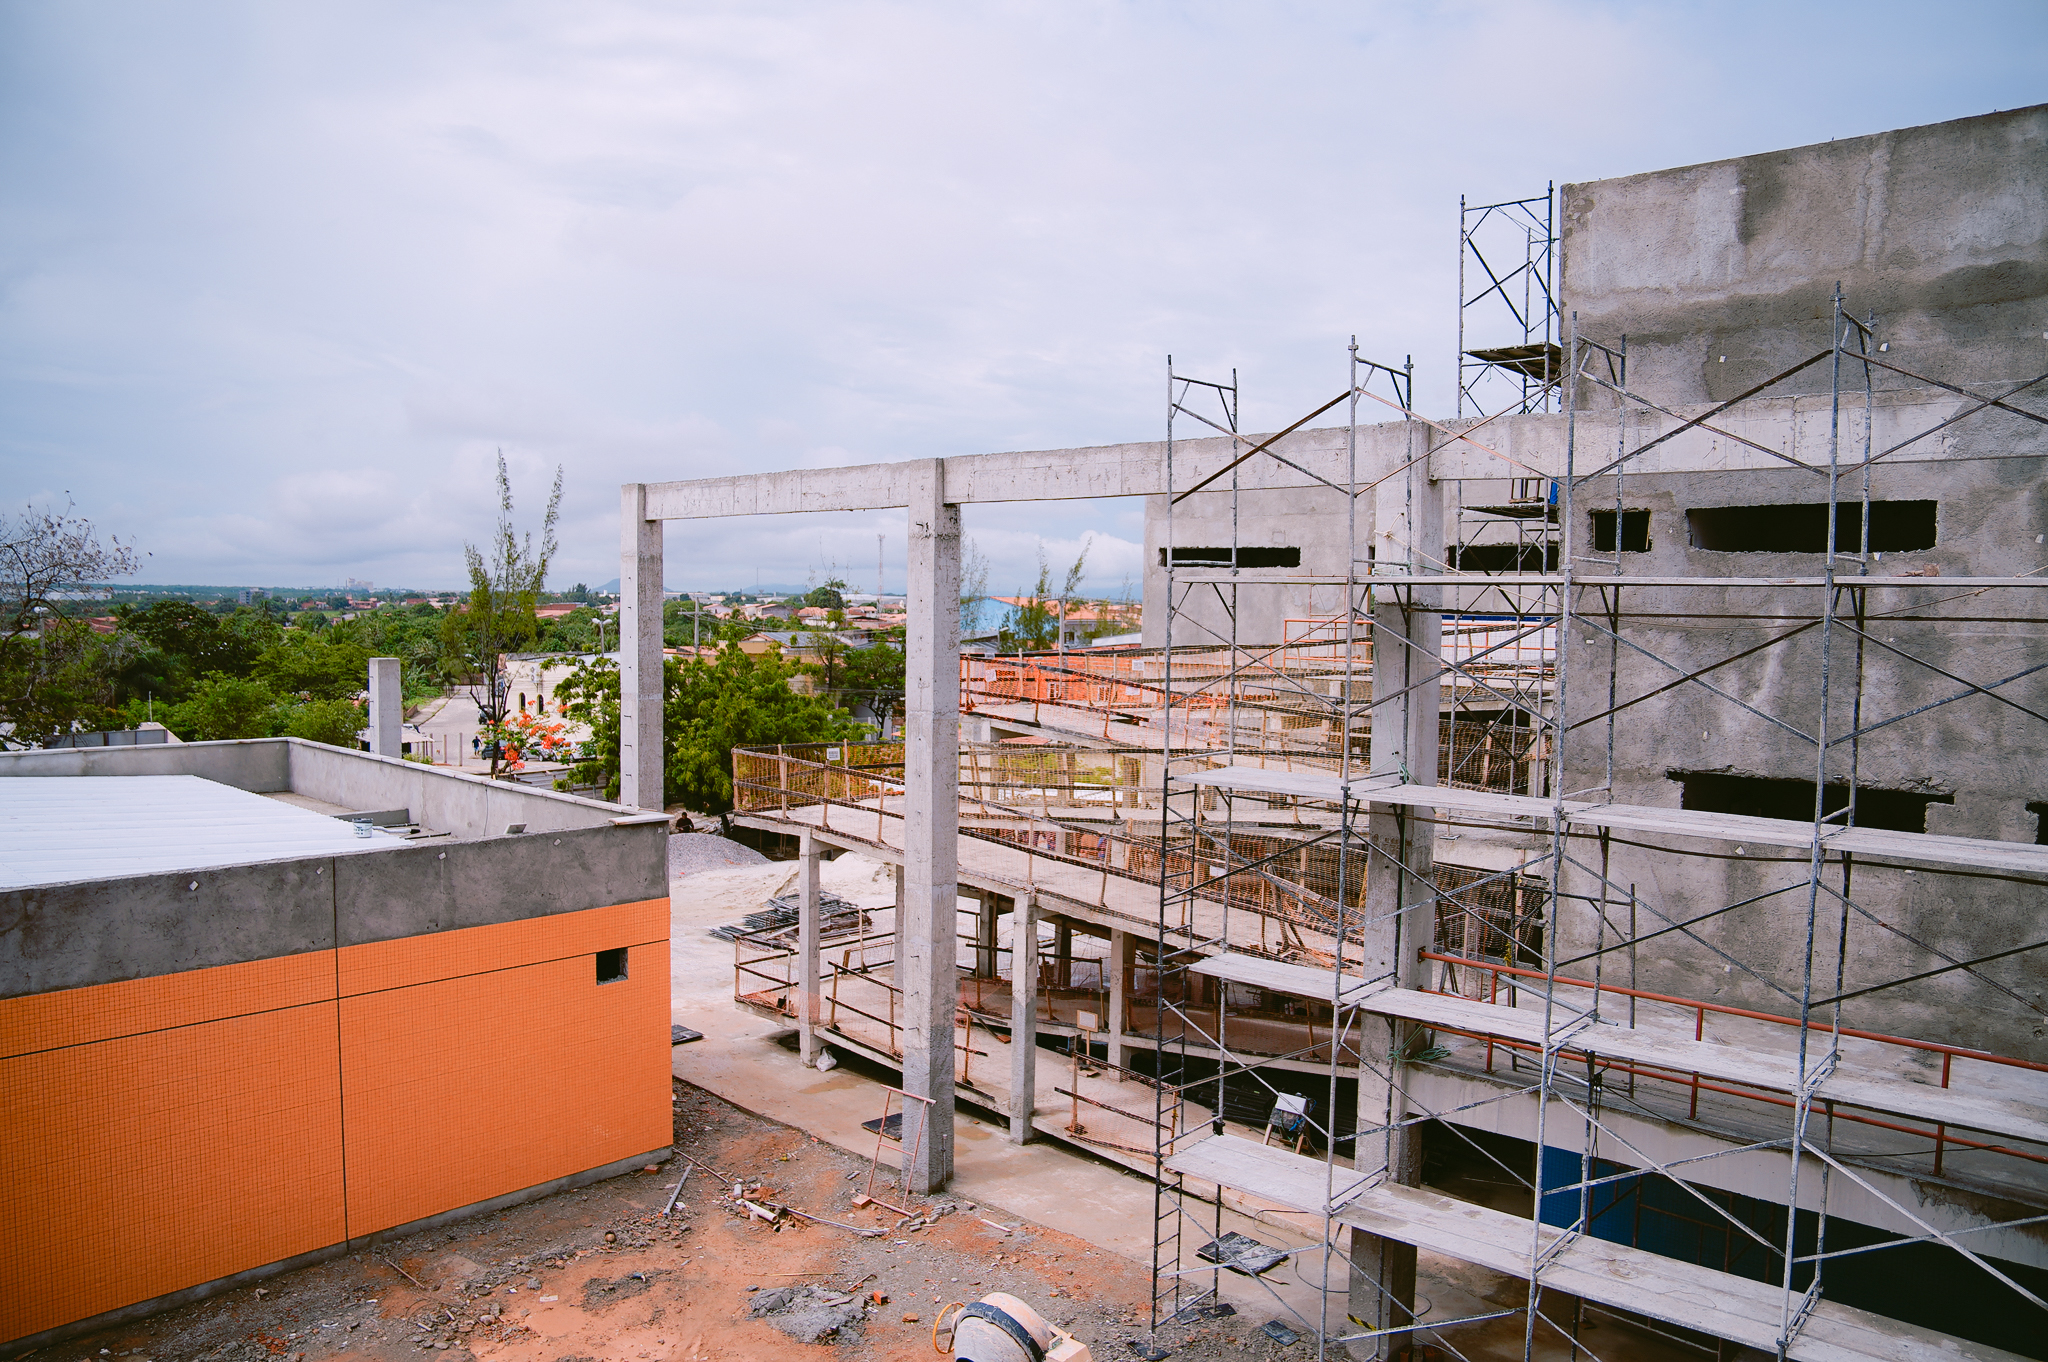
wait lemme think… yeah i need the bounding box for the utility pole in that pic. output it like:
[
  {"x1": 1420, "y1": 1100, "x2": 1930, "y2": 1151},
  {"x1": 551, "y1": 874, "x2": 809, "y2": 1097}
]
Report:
[{"x1": 877, "y1": 532, "x2": 885, "y2": 600}]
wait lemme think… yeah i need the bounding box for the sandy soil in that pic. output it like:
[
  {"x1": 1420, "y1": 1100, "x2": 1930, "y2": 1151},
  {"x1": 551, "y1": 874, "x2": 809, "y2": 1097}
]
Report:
[{"x1": 33, "y1": 1080, "x2": 1291, "y2": 1362}]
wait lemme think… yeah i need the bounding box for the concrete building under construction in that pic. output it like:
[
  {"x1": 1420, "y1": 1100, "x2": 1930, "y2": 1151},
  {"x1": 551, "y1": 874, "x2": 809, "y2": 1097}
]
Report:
[{"x1": 622, "y1": 105, "x2": 2047, "y2": 1359}]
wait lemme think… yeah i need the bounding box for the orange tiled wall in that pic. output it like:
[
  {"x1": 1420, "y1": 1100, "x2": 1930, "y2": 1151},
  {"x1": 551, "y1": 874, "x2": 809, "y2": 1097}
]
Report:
[
  {"x1": 337, "y1": 906, "x2": 672, "y2": 1236},
  {"x1": 0, "y1": 899, "x2": 668, "y2": 1345}
]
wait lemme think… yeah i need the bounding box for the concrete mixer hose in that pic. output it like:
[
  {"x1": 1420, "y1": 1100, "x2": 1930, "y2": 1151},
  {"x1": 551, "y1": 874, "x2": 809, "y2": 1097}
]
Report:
[{"x1": 933, "y1": 1301, "x2": 967, "y2": 1353}]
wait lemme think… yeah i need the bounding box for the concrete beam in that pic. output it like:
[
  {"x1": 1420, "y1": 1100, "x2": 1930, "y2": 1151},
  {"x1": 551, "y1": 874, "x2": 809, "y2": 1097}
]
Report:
[
  {"x1": 631, "y1": 384, "x2": 2029, "y2": 524},
  {"x1": 797, "y1": 832, "x2": 821, "y2": 1067},
  {"x1": 367, "y1": 658, "x2": 402, "y2": 757},
  {"x1": 1009, "y1": 889, "x2": 1039, "y2": 1145},
  {"x1": 619, "y1": 484, "x2": 664, "y2": 811},
  {"x1": 900, "y1": 458, "x2": 961, "y2": 1193}
]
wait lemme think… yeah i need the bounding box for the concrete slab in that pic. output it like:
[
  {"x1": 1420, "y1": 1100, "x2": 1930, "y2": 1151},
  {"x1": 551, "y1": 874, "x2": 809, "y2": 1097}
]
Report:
[{"x1": 665, "y1": 854, "x2": 1337, "y2": 1324}]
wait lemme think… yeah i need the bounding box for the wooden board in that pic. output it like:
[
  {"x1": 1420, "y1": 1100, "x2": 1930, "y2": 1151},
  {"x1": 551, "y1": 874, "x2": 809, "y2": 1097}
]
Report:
[
  {"x1": 1164, "y1": 1131, "x2": 1375, "y2": 1214},
  {"x1": 1188, "y1": 951, "x2": 1386, "y2": 1006}
]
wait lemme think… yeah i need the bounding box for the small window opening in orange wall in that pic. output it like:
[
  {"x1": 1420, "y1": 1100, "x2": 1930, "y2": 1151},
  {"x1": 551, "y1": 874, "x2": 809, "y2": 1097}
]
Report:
[{"x1": 596, "y1": 947, "x2": 628, "y2": 983}]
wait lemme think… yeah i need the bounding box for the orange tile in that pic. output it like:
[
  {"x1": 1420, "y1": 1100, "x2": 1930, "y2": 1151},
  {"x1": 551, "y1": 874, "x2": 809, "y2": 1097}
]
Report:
[
  {"x1": 336, "y1": 899, "x2": 669, "y2": 997},
  {"x1": 0, "y1": 951, "x2": 336, "y2": 1059},
  {"x1": 3, "y1": 897, "x2": 670, "y2": 1343},
  {"x1": 0, "y1": 1003, "x2": 346, "y2": 1343},
  {"x1": 340, "y1": 941, "x2": 670, "y2": 1236}
]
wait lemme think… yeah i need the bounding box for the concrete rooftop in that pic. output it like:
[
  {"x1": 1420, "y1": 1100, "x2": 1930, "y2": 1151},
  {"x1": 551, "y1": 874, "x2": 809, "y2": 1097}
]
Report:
[{"x1": 0, "y1": 774, "x2": 406, "y2": 889}]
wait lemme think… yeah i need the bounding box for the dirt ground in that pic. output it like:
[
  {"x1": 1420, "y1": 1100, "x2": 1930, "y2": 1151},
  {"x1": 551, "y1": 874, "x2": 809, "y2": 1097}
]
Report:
[{"x1": 26, "y1": 1080, "x2": 1297, "y2": 1362}]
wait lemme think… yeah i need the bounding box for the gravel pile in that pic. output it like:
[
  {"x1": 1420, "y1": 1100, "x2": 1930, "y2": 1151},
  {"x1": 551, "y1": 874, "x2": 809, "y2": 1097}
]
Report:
[{"x1": 668, "y1": 832, "x2": 770, "y2": 879}]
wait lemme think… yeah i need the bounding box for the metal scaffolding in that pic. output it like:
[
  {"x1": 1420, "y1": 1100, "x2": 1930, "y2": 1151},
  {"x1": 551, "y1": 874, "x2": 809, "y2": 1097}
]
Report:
[
  {"x1": 1458, "y1": 186, "x2": 1558, "y2": 419},
  {"x1": 1134, "y1": 287, "x2": 2048, "y2": 1361}
]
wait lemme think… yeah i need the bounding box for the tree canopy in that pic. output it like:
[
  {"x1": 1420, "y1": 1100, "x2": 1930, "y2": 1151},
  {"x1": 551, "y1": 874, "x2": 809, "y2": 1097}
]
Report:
[
  {"x1": 558, "y1": 646, "x2": 864, "y2": 811},
  {"x1": 0, "y1": 504, "x2": 144, "y2": 745},
  {"x1": 442, "y1": 453, "x2": 561, "y2": 773}
]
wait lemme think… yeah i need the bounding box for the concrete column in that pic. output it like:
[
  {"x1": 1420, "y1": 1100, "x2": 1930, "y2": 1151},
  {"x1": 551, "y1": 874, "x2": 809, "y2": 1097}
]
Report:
[
  {"x1": 1106, "y1": 928, "x2": 1131, "y2": 1076},
  {"x1": 1350, "y1": 426, "x2": 1442, "y2": 1358},
  {"x1": 975, "y1": 891, "x2": 999, "y2": 979},
  {"x1": 797, "y1": 832, "x2": 822, "y2": 1067},
  {"x1": 1054, "y1": 918, "x2": 1074, "y2": 989},
  {"x1": 1008, "y1": 890, "x2": 1039, "y2": 1144},
  {"x1": 367, "y1": 657, "x2": 402, "y2": 756},
  {"x1": 900, "y1": 458, "x2": 960, "y2": 1193},
  {"x1": 619, "y1": 483, "x2": 664, "y2": 810}
]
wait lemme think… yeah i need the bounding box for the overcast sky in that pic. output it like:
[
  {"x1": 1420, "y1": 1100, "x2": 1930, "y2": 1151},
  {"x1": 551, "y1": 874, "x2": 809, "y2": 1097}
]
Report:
[{"x1": 3, "y1": 2, "x2": 2043, "y2": 596}]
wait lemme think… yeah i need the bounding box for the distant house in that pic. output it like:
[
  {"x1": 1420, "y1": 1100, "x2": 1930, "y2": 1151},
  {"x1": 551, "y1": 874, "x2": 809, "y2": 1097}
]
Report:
[
  {"x1": 985, "y1": 598, "x2": 1140, "y2": 649},
  {"x1": 534, "y1": 603, "x2": 581, "y2": 620},
  {"x1": 738, "y1": 630, "x2": 869, "y2": 661},
  {"x1": 500, "y1": 653, "x2": 609, "y2": 722}
]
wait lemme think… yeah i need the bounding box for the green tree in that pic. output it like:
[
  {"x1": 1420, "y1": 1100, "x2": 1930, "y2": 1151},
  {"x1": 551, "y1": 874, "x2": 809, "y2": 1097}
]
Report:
[
  {"x1": 558, "y1": 648, "x2": 864, "y2": 811},
  {"x1": 441, "y1": 453, "x2": 562, "y2": 775},
  {"x1": 253, "y1": 629, "x2": 370, "y2": 702},
  {"x1": 0, "y1": 502, "x2": 144, "y2": 745},
  {"x1": 1000, "y1": 538, "x2": 1089, "y2": 652},
  {"x1": 278, "y1": 696, "x2": 367, "y2": 748},
  {"x1": 113, "y1": 601, "x2": 279, "y2": 702},
  {"x1": 829, "y1": 635, "x2": 906, "y2": 729},
  {"x1": 539, "y1": 605, "x2": 615, "y2": 656},
  {"x1": 172, "y1": 673, "x2": 278, "y2": 740},
  {"x1": 960, "y1": 537, "x2": 991, "y2": 635},
  {"x1": 804, "y1": 578, "x2": 846, "y2": 610}
]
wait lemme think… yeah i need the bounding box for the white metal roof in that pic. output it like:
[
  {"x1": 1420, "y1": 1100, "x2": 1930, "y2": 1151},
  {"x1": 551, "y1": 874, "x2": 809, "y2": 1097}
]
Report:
[{"x1": 0, "y1": 774, "x2": 405, "y2": 889}]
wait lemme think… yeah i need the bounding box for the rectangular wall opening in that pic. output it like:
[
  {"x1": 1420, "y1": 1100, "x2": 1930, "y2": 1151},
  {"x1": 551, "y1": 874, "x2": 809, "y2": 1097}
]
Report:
[
  {"x1": 595, "y1": 947, "x2": 629, "y2": 983},
  {"x1": 1671, "y1": 771, "x2": 1953, "y2": 834},
  {"x1": 1444, "y1": 544, "x2": 1558, "y2": 572},
  {"x1": 1159, "y1": 546, "x2": 1301, "y2": 569},
  {"x1": 2029, "y1": 801, "x2": 2048, "y2": 846},
  {"x1": 1590, "y1": 508, "x2": 1652, "y2": 553},
  {"x1": 1684, "y1": 500, "x2": 1937, "y2": 554}
]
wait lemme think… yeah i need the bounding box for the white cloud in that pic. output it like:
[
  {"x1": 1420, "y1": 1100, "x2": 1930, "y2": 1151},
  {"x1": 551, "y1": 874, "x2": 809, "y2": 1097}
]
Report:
[{"x1": 1, "y1": 0, "x2": 2040, "y2": 590}]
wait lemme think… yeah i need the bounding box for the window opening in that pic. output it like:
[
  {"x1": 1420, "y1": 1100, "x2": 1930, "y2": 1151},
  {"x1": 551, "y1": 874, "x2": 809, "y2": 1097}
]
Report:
[
  {"x1": 1159, "y1": 546, "x2": 1301, "y2": 568},
  {"x1": 1685, "y1": 501, "x2": 1936, "y2": 554},
  {"x1": 1672, "y1": 771, "x2": 1952, "y2": 834},
  {"x1": 596, "y1": 947, "x2": 629, "y2": 983},
  {"x1": 1590, "y1": 509, "x2": 1652, "y2": 553}
]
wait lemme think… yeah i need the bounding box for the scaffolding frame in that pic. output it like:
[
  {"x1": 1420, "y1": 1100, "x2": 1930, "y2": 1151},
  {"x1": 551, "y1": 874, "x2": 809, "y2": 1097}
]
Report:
[
  {"x1": 1459, "y1": 187, "x2": 1559, "y2": 419},
  {"x1": 1138, "y1": 287, "x2": 2048, "y2": 1361}
]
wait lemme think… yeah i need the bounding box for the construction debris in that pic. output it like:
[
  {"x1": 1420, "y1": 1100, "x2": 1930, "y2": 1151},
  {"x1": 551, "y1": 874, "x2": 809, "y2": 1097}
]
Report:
[
  {"x1": 746, "y1": 1284, "x2": 869, "y2": 1344},
  {"x1": 708, "y1": 890, "x2": 870, "y2": 943}
]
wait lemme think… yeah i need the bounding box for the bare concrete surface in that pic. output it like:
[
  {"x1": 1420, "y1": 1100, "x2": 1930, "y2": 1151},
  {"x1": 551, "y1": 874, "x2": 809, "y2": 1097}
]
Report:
[{"x1": 666, "y1": 847, "x2": 1711, "y2": 1359}]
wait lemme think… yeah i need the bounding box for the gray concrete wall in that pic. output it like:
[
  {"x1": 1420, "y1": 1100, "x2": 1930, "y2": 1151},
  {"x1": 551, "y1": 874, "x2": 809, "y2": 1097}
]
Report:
[
  {"x1": 1, "y1": 818, "x2": 667, "y2": 998},
  {"x1": 0, "y1": 741, "x2": 670, "y2": 998},
  {"x1": 1559, "y1": 104, "x2": 2048, "y2": 405},
  {"x1": 1141, "y1": 483, "x2": 1357, "y2": 649},
  {"x1": 0, "y1": 738, "x2": 292, "y2": 789},
  {"x1": 334, "y1": 821, "x2": 668, "y2": 949},
  {"x1": 2, "y1": 857, "x2": 338, "y2": 999},
  {"x1": 1553, "y1": 454, "x2": 2048, "y2": 1054},
  {"x1": 281, "y1": 740, "x2": 641, "y2": 838}
]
